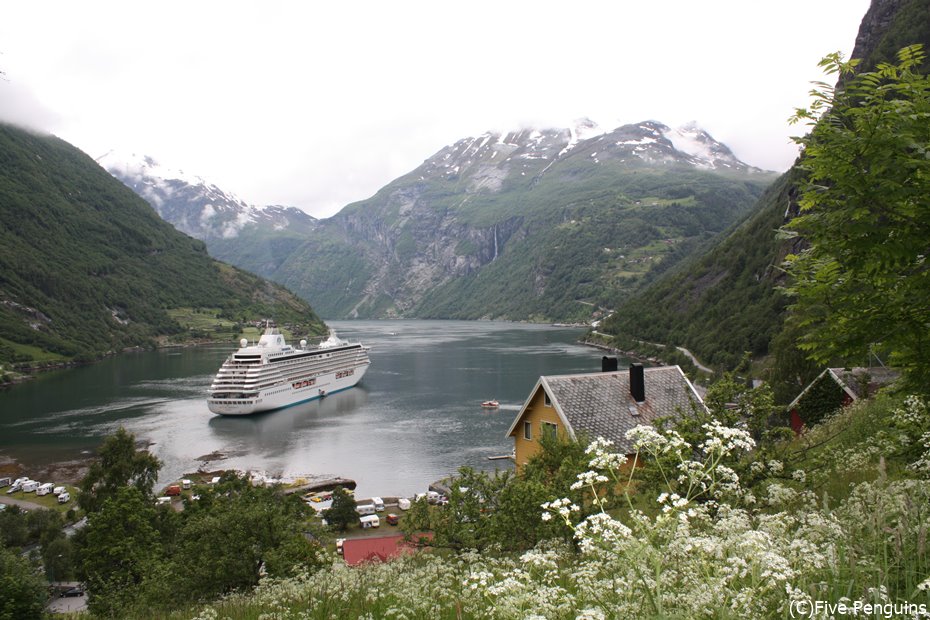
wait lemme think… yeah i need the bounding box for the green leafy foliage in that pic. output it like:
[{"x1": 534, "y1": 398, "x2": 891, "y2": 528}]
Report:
[
  {"x1": 72, "y1": 429, "x2": 324, "y2": 616},
  {"x1": 78, "y1": 486, "x2": 162, "y2": 617},
  {"x1": 793, "y1": 372, "x2": 846, "y2": 427},
  {"x1": 0, "y1": 123, "x2": 325, "y2": 365},
  {"x1": 784, "y1": 46, "x2": 930, "y2": 391},
  {"x1": 78, "y1": 426, "x2": 162, "y2": 513},
  {"x1": 401, "y1": 437, "x2": 589, "y2": 552},
  {"x1": 0, "y1": 546, "x2": 46, "y2": 620},
  {"x1": 321, "y1": 486, "x2": 358, "y2": 532}
]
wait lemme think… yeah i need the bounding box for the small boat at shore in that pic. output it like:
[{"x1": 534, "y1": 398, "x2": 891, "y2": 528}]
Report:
[{"x1": 481, "y1": 400, "x2": 499, "y2": 409}]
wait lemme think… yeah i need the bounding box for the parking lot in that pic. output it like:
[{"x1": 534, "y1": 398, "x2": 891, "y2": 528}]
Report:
[{"x1": 45, "y1": 583, "x2": 88, "y2": 614}]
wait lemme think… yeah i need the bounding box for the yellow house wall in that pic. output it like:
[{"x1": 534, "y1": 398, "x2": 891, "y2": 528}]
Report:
[{"x1": 512, "y1": 387, "x2": 565, "y2": 471}]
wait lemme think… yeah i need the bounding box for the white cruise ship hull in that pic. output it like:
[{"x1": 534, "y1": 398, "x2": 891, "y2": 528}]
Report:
[{"x1": 208, "y1": 363, "x2": 368, "y2": 416}]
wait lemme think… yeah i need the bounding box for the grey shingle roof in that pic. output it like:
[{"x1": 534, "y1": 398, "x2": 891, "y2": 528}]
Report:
[
  {"x1": 543, "y1": 366, "x2": 703, "y2": 454},
  {"x1": 828, "y1": 367, "x2": 900, "y2": 400},
  {"x1": 787, "y1": 366, "x2": 901, "y2": 409}
]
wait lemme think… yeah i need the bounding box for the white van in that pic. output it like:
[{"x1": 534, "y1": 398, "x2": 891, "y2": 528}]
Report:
[
  {"x1": 359, "y1": 514, "x2": 380, "y2": 528},
  {"x1": 181, "y1": 479, "x2": 192, "y2": 490},
  {"x1": 22, "y1": 480, "x2": 38, "y2": 493},
  {"x1": 58, "y1": 491, "x2": 71, "y2": 504},
  {"x1": 397, "y1": 498, "x2": 411, "y2": 511},
  {"x1": 53, "y1": 486, "x2": 66, "y2": 496},
  {"x1": 371, "y1": 497, "x2": 384, "y2": 512},
  {"x1": 356, "y1": 504, "x2": 376, "y2": 516},
  {"x1": 36, "y1": 483, "x2": 54, "y2": 496}
]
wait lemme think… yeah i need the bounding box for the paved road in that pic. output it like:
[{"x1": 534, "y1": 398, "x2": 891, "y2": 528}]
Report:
[
  {"x1": 0, "y1": 494, "x2": 48, "y2": 510},
  {"x1": 587, "y1": 331, "x2": 714, "y2": 374}
]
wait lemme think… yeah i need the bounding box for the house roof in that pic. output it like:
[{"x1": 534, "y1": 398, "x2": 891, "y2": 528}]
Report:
[
  {"x1": 507, "y1": 366, "x2": 703, "y2": 454},
  {"x1": 787, "y1": 366, "x2": 900, "y2": 409},
  {"x1": 342, "y1": 533, "x2": 430, "y2": 566}
]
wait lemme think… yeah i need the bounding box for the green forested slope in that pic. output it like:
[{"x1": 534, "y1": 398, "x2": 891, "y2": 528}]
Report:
[
  {"x1": 0, "y1": 124, "x2": 325, "y2": 365},
  {"x1": 602, "y1": 172, "x2": 797, "y2": 369}
]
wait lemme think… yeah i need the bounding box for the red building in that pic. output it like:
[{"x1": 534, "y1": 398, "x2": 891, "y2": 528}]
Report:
[
  {"x1": 342, "y1": 533, "x2": 430, "y2": 566},
  {"x1": 787, "y1": 367, "x2": 899, "y2": 433}
]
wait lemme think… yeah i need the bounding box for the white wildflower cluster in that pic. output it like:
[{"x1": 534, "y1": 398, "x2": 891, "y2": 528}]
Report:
[
  {"x1": 700, "y1": 420, "x2": 755, "y2": 456},
  {"x1": 541, "y1": 497, "x2": 579, "y2": 524},
  {"x1": 190, "y1": 607, "x2": 219, "y2": 620},
  {"x1": 918, "y1": 575, "x2": 930, "y2": 592},
  {"x1": 584, "y1": 437, "x2": 628, "y2": 470},
  {"x1": 570, "y1": 470, "x2": 610, "y2": 490},
  {"x1": 625, "y1": 425, "x2": 687, "y2": 455},
  {"x1": 893, "y1": 395, "x2": 929, "y2": 431},
  {"x1": 893, "y1": 395, "x2": 930, "y2": 477},
  {"x1": 573, "y1": 512, "x2": 633, "y2": 554}
]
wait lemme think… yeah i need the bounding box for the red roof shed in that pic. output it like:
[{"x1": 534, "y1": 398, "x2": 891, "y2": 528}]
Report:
[{"x1": 342, "y1": 534, "x2": 430, "y2": 566}]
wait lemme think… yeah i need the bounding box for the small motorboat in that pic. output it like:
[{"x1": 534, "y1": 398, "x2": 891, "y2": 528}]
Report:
[{"x1": 481, "y1": 400, "x2": 500, "y2": 409}]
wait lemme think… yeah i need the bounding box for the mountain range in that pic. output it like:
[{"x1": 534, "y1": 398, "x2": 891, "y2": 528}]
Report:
[{"x1": 104, "y1": 120, "x2": 776, "y2": 322}]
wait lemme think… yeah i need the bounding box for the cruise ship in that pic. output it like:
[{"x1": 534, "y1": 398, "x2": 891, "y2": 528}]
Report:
[{"x1": 207, "y1": 324, "x2": 371, "y2": 416}]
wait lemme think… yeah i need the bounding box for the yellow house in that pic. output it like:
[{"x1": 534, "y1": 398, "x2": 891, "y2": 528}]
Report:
[{"x1": 506, "y1": 362, "x2": 704, "y2": 470}]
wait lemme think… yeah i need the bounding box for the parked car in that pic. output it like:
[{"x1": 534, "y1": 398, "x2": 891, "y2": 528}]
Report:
[
  {"x1": 335, "y1": 538, "x2": 345, "y2": 554},
  {"x1": 58, "y1": 491, "x2": 71, "y2": 504},
  {"x1": 53, "y1": 486, "x2": 66, "y2": 496},
  {"x1": 6, "y1": 483, "x2": 22, "y2": 495},
  {"x1": 60, "y1": 584, "x2": 85, "y2": 597},
  {"x1": 386, "y1": 513, "x2": 399, "y2": 526}
]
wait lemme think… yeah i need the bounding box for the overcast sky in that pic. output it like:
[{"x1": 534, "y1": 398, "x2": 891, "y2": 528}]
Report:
[{"x1": 1, "y1": 1, "x2": 870, "y2": 218}]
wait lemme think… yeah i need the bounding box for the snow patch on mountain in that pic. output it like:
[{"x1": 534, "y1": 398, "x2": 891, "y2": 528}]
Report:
[
  {"x1": 97, "y1": 150, "x2": 317, "y2": 241},
  {"x1": 661, "y1": 122, "x2": 741, "y2": 170}
]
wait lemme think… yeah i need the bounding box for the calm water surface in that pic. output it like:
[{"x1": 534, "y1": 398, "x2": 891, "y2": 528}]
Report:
[{"x1": 0, "y1": 320, "x2": 621, "y2": 497}]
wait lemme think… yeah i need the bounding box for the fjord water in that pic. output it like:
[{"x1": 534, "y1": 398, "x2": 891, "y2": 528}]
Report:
[{"x1": 0, "y1": 321, "x2": 617, "y2": 498}]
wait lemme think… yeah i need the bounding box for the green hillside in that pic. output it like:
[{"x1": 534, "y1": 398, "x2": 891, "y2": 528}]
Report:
[
  {"x1": 0, "y1": 123, "x2": 326, "y2": 367},
  {"x1": 601, "y1": 171, "x2": 797, "y2": 370},
  {"x1": 414, "y1": 170, "x2": 769, "y2": 320}
]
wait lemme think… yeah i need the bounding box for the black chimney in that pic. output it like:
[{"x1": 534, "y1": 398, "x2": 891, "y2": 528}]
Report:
[
  {"x1": 630, "y1": 363, "x2": 645, "y2": 403},
  {"x1": 602, "y1": 356, "x2": 618, "y2": 372}
]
